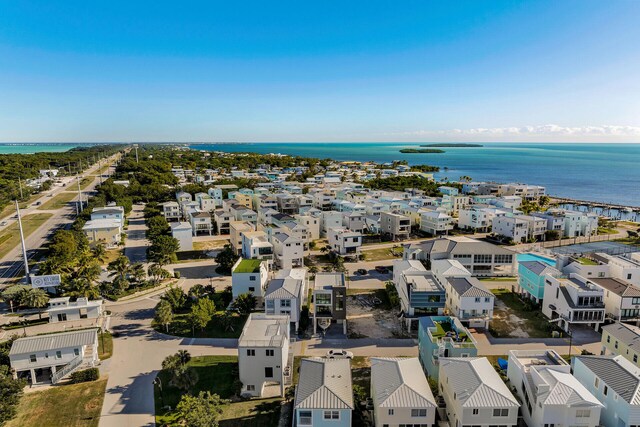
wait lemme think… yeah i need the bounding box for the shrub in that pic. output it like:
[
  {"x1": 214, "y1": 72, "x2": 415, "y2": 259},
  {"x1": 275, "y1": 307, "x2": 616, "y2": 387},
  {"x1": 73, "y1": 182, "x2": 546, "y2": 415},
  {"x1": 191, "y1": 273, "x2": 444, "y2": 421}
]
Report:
[
  {"x1": 70, "y1": 367, "x2": 100, "y2": 383},
  {"x1": 174, "y1": 271, "x2": 181, "y2": 279}
]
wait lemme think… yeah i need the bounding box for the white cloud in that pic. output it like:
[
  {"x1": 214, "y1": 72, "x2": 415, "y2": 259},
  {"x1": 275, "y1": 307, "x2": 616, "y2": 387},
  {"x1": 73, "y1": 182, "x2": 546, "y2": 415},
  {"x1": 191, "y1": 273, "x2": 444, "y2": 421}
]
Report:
[{"x1": 392, "y1": 124, "x2": 640, "y2": 141}]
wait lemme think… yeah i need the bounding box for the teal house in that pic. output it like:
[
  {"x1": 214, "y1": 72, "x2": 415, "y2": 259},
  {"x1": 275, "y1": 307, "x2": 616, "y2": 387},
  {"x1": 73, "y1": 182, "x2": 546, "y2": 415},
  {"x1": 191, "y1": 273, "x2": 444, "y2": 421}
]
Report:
[
  {"x1": 417, "y1": 316, "x2": 477, "y2": 381},
  {"x1": 518, "y1": 261, "x2": 562, "y2": 303}
]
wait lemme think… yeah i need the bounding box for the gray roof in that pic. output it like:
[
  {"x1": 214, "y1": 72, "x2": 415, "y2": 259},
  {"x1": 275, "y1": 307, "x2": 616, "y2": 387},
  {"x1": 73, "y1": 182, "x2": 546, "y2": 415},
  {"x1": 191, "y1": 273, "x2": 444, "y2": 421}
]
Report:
[
  {"x1": 574, "y1": 355, "x2": 640, "y2": 404},
  {"x1": 294, "y1": 358, "x2": 354, "y2": 409},
  {"x1": 406, "y1": 237, "x2": 514, "y2": 257},
  {"x1": 602, "y1": 322, "x2": 640, "y2": 351},
  {"x1": 591, "y1": 278, "x2": 640, "y2": 298},
  {"x1": 265, "y1": 278, "x2": 302, "y2": 299},
  {"x1": 520, "y1": 260, "x2": 553, "y2": 276},
  {"x1": 447, "y1": 277, "x2": 493, "y2": 298},
  {"x1": 9, "y1": 329, "x2": 97, "y2": 356},
  {"x1": 371, "y1": 358, "x2": 436, "y2": 408},
  {"x1": 238, "y1": 314, "x2": 289, "y2": 348},
  {"x1": 314, "y1": 272, "x2": 345, "y2": 289},
  {"x1": 440, "y1": 357, "x2": 518, "y2": 407}
]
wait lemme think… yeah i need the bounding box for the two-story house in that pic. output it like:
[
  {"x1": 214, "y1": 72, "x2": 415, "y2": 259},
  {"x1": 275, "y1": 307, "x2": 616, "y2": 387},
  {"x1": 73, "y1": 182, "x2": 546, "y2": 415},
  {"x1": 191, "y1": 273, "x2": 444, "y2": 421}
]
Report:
[
  {"x1": 518, "y1": 260, "x2": 562, "y2": 303},
  {"x1": 420, "y1": 210, "x2": 454, "y2": 236},
  {"x1": 541, "y1": 274, "x2": 605, "y2": 332},
  {"x1": 231, "y1": 258, "x2": 269, "y2": 299},
  {"x1": 313, "y1": 273, "x2": 347, "y2": 335},
  {"x1": 271, "y1": 232, "x2": 304, "y2": 270},
  {"x1": 600, "y1": 322, "x2": 640, "y2": 367},
  {"x1": 590, "y1": 277, "x2": 640, "y2": 322},
  {"x1": 327, "y1": 227, "x2": 362, "y2": 256},
  {"x1": 392, "y1": 260, "x2": 445, "y2": 330},
  {"x1": 264, "y1": 268, "x2": 307, "y2": 330},
  {"x1": 380, "y1": 211, "x2": 411, "y2": 240},
  {"x1": 241, "y1": 230, "x2": 274, "y2": 267},
  {"x1": 46, "y1": 297, "x2": 103, "y2": 323}
]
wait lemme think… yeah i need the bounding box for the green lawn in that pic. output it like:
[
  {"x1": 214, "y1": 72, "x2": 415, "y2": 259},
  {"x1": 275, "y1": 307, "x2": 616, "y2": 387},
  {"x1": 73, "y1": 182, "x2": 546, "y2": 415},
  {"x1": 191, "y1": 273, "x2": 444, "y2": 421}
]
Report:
[
  {"x1": 98, "y1": 331, "x2": 113, "y2": 360},
  {"x1": 155, "y1": 356, "x2": 282, "y2": 427},
  {"x1": 490, "y1": 289, "x2": 555, "y2": 338},
  {"x1": 0, "y1": 213, "x2": 53, "y2": 258},
  {"x1": 159, "y1": 312, "x2": 246, "y2": 338},
  {"x1": 6, "y1": 379, "x2": 107, "y2": 427},
  {"x1": 80, "y1": 177, "x2": 96, "y2": 190},
  {"x1": 360, "y1": 246, "x2": 403, "y2": 261},
  {"x1": 37, "y1": 191, "x2": 78, "y2": 210},
  {"x1": 0, "y1": 194, "x2": 42, "y2": 219},
  {"x1": 479, "y1": 276, "x2": 517, "y2": 282},
  {"x1": 576, "y1": 257, "x2": 598, "y2": 266}
]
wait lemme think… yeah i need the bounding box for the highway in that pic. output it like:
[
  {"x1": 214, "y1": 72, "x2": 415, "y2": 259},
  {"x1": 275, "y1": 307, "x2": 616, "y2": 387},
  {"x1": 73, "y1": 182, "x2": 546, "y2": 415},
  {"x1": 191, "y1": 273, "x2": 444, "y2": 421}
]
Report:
[{"x1": 0, "y1": 153, "x2": 121, "y2": 287}]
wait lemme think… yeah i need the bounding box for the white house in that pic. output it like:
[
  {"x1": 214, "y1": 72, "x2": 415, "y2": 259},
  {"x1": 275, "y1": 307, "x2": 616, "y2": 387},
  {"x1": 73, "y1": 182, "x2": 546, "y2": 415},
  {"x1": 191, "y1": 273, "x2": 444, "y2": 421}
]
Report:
[
  {"x1": 420, "y1": 210, "x2": 454, "y2": 236},
  {"x1": 294, "y1": 358, "x2": 353, "y2": 427},
  {"x1": 327, "y1": 227, "x2": 362, "y2": 256},
  {"x1": 492, "y1": 214, "x2": 529, "y2": 243},
  {"x1": 47, "y1": 297, "x2": 103, "y2": 323},
  {"x1": 507, "y1": 349, "x2": 602, "y2": 427},
  {"x1": 439, "y1": 357, "x2": 519, "y2": 427},
  {"x1": 9, "y1": 329, "x2": 99, "y2": 385},
  {"x1": 170, "y1": 222, "x2": 193, "y2": 251},
  {"x1": 320, "y1": 211, "x2": 343, "y2": 236},
  {"x1": 541, "y1": 274, "x2": 605, "y2": 332},
  {"x1": 271, "y1": 232, "x2": 304, "y2": 270},
  {"x1": 241, "y1": 230, "x2": 274, "y2": 266},
  {"x1": 159, "y1": 201, "x2": 181, "y2": 222},
  {"x1": 188, "y1": 210, "x2": 213, "y2": 236},
  {"x1": 231, "y1": 258, "x2": 269, "y2": 299},
  {"x1": 90, "y1": 206, "x2": 124, "y2": 225},
  {"x1": 264, "y1": 268, "x2": 307, "y2": 330},
  {"x1": 237, "y1": 314, "x2": 290, "y2": 397},
  {"x1": 590, "y1": 277, "x2": 640, "y2": 322},
  {"x1": 370, "y1": 357, "x2": 437, "y2": 427},
  {"x1": 392, "y1": 260, "x2": 446, "y2": 329},
  {"x1": 572, "y1": 355, "x2": 640, "y2": 427},
  {"x1": 81, "y1": 218, "x2": 122, "y2": 247}
]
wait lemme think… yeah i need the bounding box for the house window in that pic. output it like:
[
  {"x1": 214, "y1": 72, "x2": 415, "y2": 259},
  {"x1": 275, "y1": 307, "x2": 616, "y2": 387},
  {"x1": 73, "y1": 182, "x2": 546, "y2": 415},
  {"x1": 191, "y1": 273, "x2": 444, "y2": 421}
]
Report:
[
  {"x1": 493, "y1": 408, "x2": 509, "y2": 417},
  {"x1": 635, "y1": 354, "x2": 638, "y2": 363},
  {"x1": 473, "y1": 408, "x2": 479, "y2": 415},
  {"x1": 266, "y1": 349, "x2": 274, "y2": 357},
  {"x1": 246, "y1": 385, "x2": 255, "y2": 391},
  {"x1": 607, "y1": 335, "x2": 610, "y2": 343},
  {"x1": 248, "y1": 287, "x2": 255, "y2": 292},
  {"x1": 299, "y1": 411, "x2": 312, "y2": 425},
  {"x1": 475, "y1": 297, "x2": 481, "y2": 303},
  {"x1": 576, "y1": 409, "x2": 591, "y2": 418},
  {"x1": 484, "y1": 297, "x2": 491, "y2": 302},
  {"x1": 247, "y1": 349, "x2": 255, "y2": 356},
  {"x1": 281, "y1": 299, "x2": 291, "y2": 308},
  {"x1": 249, "y1": 275, "x2": 256, "y2": 281},
  {"x1": 388, "y1": 409, "x2": 394, "y2": 415},
  {"x1": 604, "y1": 385, "x2": 608, "y2": 396},
  {"x1": 74, "y1": 348, "x2": 80, "y2": 356},
  {"x1": 56, "y1": 351, "x2": 62, "y2": 359},
  {"x1": 323, "y1": 410, "x2": 340, "y2": 420},
  {"x1": 633, "y1": 298, "x2": 640, "y2": 305},
  {"x1": 615, "y1": 341, "x2": 619, "y2": 349},
  {"x1": 29, "y1": 354, "x2": 37, "y2": 363},
  {"x1": 594, "y1": 377, "x2": 599, "y2": 388},
  {"x1": 410, "y1": 408, "x2": 427, "y2": 417}
]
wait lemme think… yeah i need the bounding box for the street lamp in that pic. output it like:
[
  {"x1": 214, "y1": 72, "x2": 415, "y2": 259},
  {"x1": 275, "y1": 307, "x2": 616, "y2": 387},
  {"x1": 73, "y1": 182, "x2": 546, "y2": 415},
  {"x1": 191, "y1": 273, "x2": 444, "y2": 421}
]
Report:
[{"x1": 154, "y1": 377, "x2": 164, "y2": 407}]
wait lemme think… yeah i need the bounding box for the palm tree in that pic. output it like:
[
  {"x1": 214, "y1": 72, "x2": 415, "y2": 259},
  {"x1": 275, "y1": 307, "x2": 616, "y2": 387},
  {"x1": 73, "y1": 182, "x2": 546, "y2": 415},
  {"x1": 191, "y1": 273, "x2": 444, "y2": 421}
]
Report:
[
  {"x1": 91, "y1": 242, "x2": 107, "y2": 264},
  {"x1": 177, "y1": 350, "x2": 191, "y2": 365},
  {"x1": 108, "y1": 255, "x2": 132, "y2": 292},
  {"x1": 130, "y1": 263, "x2": 146, "y2": 283},
  {"x1": 18, "y1": 288, "x2": 49, "y2": 319}
]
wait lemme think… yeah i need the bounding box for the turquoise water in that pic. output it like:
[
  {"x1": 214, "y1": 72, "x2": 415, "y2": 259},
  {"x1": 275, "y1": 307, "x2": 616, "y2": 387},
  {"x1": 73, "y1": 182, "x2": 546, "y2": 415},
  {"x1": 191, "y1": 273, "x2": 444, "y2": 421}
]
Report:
[
  {"x1": 517, "y1": 253, "x2": 557, "y2": 266},
  {"x1": 191, "y1": 142, "x2": 640, "y2": 206},
  {"x1": 0, "y1": 143, "x2": 92, "y2": 154}
]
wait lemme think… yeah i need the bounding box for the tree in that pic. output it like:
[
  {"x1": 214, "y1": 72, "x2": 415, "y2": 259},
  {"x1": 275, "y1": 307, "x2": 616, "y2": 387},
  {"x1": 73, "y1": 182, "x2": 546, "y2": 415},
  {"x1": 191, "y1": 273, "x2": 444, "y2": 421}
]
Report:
[
  {"x1": 214, "y1": 245, "x2": 239, "y2": 275},
  {"x1": 108, "y1": 255, "x2": 132, "y2": 292},
  {"x1": 146, "y1": 215, "x2": 170, "y2": 241},
  {"x1": 218, "y1": 311, "x2": 236, "y2": 333},
  {"x1": 154, "y1": 300, "x2": 174, "y2": 333},
  {"x1": 189, "y1": 298, "x2": 216, "y2": 333},
  {"x1": 0, "y1": 285, "x2": 31, "y2": 311},
  {"x1": 234, "y1": 293, "x2": 257, "y2": 316},
  {"x1": 175, "y1": 391, "x2": 223, "y2": 427},
  {"x1": 148, "y1": 235, "x2": 179, "y2": 266},
  {"x1": 148, "y1": 263, "x2": 170, "y2": 285},
  {"x1": 161, "y1": 285, "x2": 186, "y2": 311},
  {"x1": 177, "y1": 349, "x2": 192, "y2": 365},
  {"x1": 90, "y1": 242, "x2": 107, "y2": 264},
  {"x1": 188, "y1": 284, "x2": 206, "y2": 301},
  {"x1": 18, "y1": 288, "x2": 49, "y2": 319},
  {"x1": 130, "y1": 262, "x2": 146, "y2": 283},
  {"x1": 0, "y1": 366, "x2": 26, "y2": 426}
]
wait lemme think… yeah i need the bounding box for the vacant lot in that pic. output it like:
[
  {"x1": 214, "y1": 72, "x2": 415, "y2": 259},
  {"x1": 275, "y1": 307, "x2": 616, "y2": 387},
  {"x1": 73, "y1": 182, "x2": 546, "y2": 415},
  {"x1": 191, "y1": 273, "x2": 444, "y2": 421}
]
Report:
[
  {"x1": 7, "y1": 379, "x2": 107, "y2": 427},
  {"x1": 155, "y1": 356, "x2": 282, "y2": 427},
  {"x1": 347, "y1": 289, "x2": 403, "y2": 338},
  {"x1": 361, "y1": 246, "x2": 403, "y2": 261},
  {"x1": 490, "y1": 289, "x2": 554, "y2": 338},
  {"x1": 0, "y1": 213, "x2": 53, "y2": 258},
  {"x1": 37, "y1": 191, "x2": 78, "y2": 210}
]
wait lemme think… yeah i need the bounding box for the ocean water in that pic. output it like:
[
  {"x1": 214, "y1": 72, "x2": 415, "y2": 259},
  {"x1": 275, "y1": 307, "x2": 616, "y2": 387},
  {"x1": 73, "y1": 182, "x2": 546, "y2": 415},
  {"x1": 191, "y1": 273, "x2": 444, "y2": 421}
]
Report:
[
  {"x1": 0, "y1": 143, "x2": 91, "y2": 154},
  {"x1": 191, "y1": 142, "x2": 640, "y2": 207}
]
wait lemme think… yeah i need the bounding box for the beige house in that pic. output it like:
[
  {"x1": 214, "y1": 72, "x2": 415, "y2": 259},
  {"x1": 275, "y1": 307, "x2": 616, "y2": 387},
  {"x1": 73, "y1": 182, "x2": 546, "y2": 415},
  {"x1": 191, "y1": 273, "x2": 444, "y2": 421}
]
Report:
[
  {"x1": 601, "y1": 322, "x2": 640, "y2": 367},
  {"x1": 82, "y1": 218, "x2": 122, "y2": 247}
]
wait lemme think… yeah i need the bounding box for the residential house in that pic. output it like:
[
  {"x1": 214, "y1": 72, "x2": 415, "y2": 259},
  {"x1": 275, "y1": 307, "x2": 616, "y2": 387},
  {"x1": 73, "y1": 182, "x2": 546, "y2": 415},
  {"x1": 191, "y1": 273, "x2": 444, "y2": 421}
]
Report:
[
  {"x1": 271, "y1": 232, "x2": 304, "y2": 270},
  {"x1": 293, "y1": 358, "x2": 353, "y2": 427},
  {"x1": 392, "y1": 260, "x2": 445, "y2": 329},
  {"x1": 492, "y1": 214, "x2": 529, "y2": 243},
  {"x1": 264, "y1": 268, "x2": 307, "y2": 330},
  {"x1": 9, "y1": 329, "x2": 99, "y2": 385},
  {"x1": 370, "y1": 357, "x2": 437, "y2": 427},
  {"x1": 327, "y1": 227, "x2": 362, "y2": 256},
  {"x1": 439, "y1": 357, "x2": 519, "y2": 427},
  {"x1": 231, "y1": 258, "x2": 269, "y2": 299},
  {"x1": 600, "y1": 322, "x2": 640, "y2": 367},
  {"x1": 213, "y1": 209, "x2": 233, "y2": 235},
  {"x1": 295, "y1": 214, "x2": 320, "y2": 241},
  {"x1": 82, "y1": 218, "x2": 122, "y2": 247},
  {"x1": 417, "y1": 316, "x2": 477, "y2": 381},
  {"x1": 230, "y1": 221, "x2": 255, "y2": 255},
  {"x1": 238, "y1": 314, "x2": 291, "y2": 397},
  {"x1": 159, "y1": 201, "x2": 181, "y2": 222},
  {"x1": 591, "y1": 277, "x2": 640, "y2": 322},
  {"x1": 241, "y1": 230, "x2": 274, "y2": 266},
  {"x1": 457, "y1": 205, "x2": 493, "y2": 232},
  {"x1": 313, "y1": 273, "x2": 347, "y2": 335},
  {"x1": 47, "y1": 297, "x2": 103, "y2": 323},
  {"x1": 188, "y1": 210, "x2": 213, "y2": 236},
  {"x1": 90, "y1": 206, "x2": 124, "y2": 225},
  {"x1": 518, "y1": 261, "x2": 563, "y2": 303},
  {"x1": 320, "y1": 211, "x2": 343, "y2": 236},
  {"x1": 572, "y1": 355, "x2": 640, "y2": 427},
  {"x1": 541, "y1": 274, "x2": 605, "y2": 332},
  {"x1": 380, "y1": 211, "x2": 411, "y2": 240},
  {"x1": 507, "y1": 349, "x2": 602, "y2": 427},
  {"x1": 170, "y1": 221, "x2": 193, "y2": 251},
  {"x1": 420, "y1": 210, "x2": 454, "y2": 236}
]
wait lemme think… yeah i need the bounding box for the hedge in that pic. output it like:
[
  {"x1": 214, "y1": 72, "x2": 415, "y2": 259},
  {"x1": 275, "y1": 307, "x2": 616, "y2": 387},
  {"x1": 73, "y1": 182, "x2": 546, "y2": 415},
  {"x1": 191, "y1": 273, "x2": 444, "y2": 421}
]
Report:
[{"x1": 70, "y1": 367, "x2": 100, "y2": 384}]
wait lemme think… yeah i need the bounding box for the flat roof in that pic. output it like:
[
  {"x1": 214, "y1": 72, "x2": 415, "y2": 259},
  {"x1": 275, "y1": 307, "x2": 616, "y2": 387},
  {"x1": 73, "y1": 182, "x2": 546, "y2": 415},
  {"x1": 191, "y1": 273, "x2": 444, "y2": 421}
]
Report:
[
  {"x1": 314, "y1": 272, "x2": 345, "y2": 289},
  {"x1": 233, "y1": 259, "x2": 263, "y2": 274},
  {"x1": 238, "y1": 314, "x2": 289, "y2": 347}
]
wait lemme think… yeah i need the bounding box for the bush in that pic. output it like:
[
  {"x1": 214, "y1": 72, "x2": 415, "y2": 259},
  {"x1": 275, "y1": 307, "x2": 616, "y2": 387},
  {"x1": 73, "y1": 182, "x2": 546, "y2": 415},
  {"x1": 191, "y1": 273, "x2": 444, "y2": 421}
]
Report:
[
  {"x1": 174, "y1": 271, "x2": 181, "y2": 279},
  {"x1": 70, "y1": 367, "x2": 100, "y2": 384}
]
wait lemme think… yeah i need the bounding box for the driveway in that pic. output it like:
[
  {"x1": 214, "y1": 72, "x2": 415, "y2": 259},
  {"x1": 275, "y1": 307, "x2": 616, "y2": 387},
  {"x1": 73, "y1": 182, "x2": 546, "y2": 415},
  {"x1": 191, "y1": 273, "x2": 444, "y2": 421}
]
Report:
[{"x1": 124, "y1": 204, "x2": 149, "y2": 264}]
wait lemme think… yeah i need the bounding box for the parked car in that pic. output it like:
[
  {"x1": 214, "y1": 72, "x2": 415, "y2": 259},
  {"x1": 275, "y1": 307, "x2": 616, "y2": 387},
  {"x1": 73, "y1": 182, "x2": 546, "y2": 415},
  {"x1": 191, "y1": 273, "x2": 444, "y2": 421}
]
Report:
[
  {"x1": 34, "y1": 201, "x2": 41, "y2": 206},
  {"x1": 326, "y1": 349, "x2": 353, "y2": 359},
  {"x1": 0, "y1": 221, "x2": 7, "y2": 226},
  {"x1": 355, "y1": 268, "x2": 367, "y2": 275},
  {"x1": 374, "y1": 266, "x2": 389, "y2": 274}
]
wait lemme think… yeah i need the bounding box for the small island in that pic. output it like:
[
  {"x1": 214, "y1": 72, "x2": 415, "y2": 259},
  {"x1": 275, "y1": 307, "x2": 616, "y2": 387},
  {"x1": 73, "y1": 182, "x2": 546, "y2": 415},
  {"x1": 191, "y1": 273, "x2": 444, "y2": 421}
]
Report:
[
  {"x1": 420, "y1": 143, "x2": 483, "y2": 148},
  {"x1": 399, "y1": 148, "x2": 445, "y2": 154}
]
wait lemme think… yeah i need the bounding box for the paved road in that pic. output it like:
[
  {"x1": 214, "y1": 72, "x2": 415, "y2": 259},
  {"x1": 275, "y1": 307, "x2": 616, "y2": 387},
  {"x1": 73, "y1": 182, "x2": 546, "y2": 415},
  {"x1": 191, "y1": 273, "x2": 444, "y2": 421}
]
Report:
[
  {"x1": 124, "y1": 204, "x2": 149, "y2": 264},
  {"x1": 0, "y1": 154, "x2": 121, "y2": 286}
]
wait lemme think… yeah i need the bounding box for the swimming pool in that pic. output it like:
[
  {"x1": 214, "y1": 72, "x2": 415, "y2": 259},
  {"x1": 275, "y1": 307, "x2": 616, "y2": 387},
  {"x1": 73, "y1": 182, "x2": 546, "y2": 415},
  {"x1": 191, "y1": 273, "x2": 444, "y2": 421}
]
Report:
[{"x1": 517, "y1": 253, "x2": 557, "y2": 266}]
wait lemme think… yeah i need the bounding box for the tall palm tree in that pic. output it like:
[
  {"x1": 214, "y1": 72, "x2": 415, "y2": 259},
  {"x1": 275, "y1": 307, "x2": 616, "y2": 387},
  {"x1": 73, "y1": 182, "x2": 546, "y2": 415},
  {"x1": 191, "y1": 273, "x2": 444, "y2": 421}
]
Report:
[
  {"x1": 130, "y1": 263, "x2": 146, "y2": 283},
  {"x1": 108, "y1": 255, "x2": 132, "y2": 292},
  {"x1": 91, "y1": 242, "x2": 107, "y2": 264},
  {"x1": 19, "y1": 288, "x2": 49, "y2": 319}
]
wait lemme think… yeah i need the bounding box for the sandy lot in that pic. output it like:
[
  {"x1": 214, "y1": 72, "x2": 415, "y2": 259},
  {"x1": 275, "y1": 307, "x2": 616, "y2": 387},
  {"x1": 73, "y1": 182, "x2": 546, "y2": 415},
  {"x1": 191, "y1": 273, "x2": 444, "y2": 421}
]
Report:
[{"x1": 346, "y1": 293, "x2": 403, "y2": 339}]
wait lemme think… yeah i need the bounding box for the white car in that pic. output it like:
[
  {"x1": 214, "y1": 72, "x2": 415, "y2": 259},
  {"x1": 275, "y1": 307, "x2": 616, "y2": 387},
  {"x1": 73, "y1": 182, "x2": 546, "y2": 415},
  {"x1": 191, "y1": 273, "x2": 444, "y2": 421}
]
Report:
[{"x1": 326, "y1": 349, "x2": 353, "y2": 359}]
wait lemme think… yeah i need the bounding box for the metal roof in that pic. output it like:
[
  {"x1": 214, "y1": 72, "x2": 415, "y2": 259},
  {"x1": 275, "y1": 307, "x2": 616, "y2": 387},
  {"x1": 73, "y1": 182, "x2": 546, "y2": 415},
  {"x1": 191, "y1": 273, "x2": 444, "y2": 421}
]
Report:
[
  {"x1": 371, "y1": 357, "x2": 436, "y2": 408},
  {"x1": 601, "y1": 322, "x2": 640, "y2": 352},
  {"x1": 9, "y1": 329, "x2": 98, "y2": 356},
  {"x1": 591, "y1": 277, "x2": 640, "y2": 298},
  {"x1": 294, "y1": 358, "x2": 354, "y2": 410},
  {"x1": 440, "y1": 357, "x2": 518, "y2": 408},
  {"x1": 574, "y1": 355, "x2": 640, "y2": 404},
  {"x1": 519, "y1": 260, "x2": 554, "y2": 276},
  {"x1": 265, "y1": 278, "x2": 302, "y2": 299},
  {"x1": 447, "y1": 277, "x2": 493, "y2": 298}
]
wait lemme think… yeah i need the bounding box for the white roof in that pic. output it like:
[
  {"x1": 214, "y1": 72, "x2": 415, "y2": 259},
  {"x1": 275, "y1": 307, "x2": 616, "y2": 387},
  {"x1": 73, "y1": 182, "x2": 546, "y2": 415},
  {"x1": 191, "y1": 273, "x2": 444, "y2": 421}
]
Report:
[
  {"x1": 371, "y1": 358, "x2": 436, "y2": 408},
  {"x1": 9, "y1": 329, "x2": 97, "y2": 356},
  {"x1": 82, "y1": 218, "x2": 121, "y2": 230},
  {"x1": 432, "y1": 259, "x2": 471, "y2": 277},
  {"x1": 538, "y1": 369, "x2": 602, "y2": 407},
  {"x1": 294, "y1": 358, "x2": 354, "y2": 409},
  {"x1": 238, "y1": 314, "x2": 289, "y2": 348},
  {"x1": 440, "y1": 357, "x2": 518, "y2": 407}
]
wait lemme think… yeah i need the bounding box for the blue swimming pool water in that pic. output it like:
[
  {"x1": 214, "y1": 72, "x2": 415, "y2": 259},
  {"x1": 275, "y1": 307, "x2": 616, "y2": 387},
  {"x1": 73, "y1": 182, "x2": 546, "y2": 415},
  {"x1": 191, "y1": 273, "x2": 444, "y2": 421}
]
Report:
[{"x1": 517, "y1": 253, "x2": 556, "y2": 266}]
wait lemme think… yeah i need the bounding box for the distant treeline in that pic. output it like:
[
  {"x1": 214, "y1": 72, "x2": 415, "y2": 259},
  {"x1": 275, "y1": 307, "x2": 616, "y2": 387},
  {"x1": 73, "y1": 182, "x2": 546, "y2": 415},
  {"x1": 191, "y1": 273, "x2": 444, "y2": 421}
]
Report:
[
  {"x1": 0, "y1": 144, "x2": 122, "y2": 213},
  {"x1": 399, "y1": 148, "x2": 445, "y2": 154}
]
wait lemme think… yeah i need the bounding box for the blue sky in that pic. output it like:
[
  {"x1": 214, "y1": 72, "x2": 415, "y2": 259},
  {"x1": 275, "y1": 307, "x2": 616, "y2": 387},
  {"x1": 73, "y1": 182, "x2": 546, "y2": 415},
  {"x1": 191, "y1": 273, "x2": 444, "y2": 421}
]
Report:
[{"x1": 1, "y1": 1, "x2": 639, "y2": 142}]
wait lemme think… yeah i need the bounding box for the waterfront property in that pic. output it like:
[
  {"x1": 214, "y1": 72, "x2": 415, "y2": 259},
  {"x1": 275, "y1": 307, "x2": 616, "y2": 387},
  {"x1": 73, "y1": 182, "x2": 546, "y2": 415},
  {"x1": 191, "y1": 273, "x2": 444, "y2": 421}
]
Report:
[
  {"x1": 439, "y1": 357, "x2": 519, "y2": 427},
  {"x1": 600, "y1": 322, "x2": 640, "y2": 367},
  {"x1": 541, "y1": 274, "x2": 605, "y2": 332},
  {"x1": 417, "y1": 316, "x2": 477, "y2": 381},
  {"x1": 507, "y1": 349, "x2": 602, "y2": 427},
  {"x1": 237, "y1": 313, "x2": 291, "y2": 397},
  {"x1": 370, "y1": 357, "x2": 437, "y2": 427},
  {"x1": 294, "y1": 357, "x2": 353, "y2": 427},
  {"x1": 9, "y1": 329, "x2": 99, "y2": 385},
  {"x1": 572, "y1": 355, "x2": 640, "y2": 427}
]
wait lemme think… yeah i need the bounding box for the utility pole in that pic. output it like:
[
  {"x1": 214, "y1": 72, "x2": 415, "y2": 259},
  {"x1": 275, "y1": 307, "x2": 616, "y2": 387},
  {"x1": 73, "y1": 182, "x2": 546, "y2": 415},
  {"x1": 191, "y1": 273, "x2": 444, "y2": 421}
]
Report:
[
  {"x1": 15, "y1": 200, "x2": 30, "y2": 279},
  {"x1": 18, "y1": 177, "x2": 24, "y2": 199},
  {"x1": 134, "y1": 144, "x2": 139, "y2": 163},
  {"x1": 76, "y1": 175, "x2": 83, "y2": 214}
]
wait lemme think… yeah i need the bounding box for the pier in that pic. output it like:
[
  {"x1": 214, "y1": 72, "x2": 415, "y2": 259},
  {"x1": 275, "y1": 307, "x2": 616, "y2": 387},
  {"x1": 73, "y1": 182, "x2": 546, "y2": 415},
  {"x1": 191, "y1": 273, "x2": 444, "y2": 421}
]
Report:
[{"x1": 550, "y1": 196, "x2": 640, "y2": 213}]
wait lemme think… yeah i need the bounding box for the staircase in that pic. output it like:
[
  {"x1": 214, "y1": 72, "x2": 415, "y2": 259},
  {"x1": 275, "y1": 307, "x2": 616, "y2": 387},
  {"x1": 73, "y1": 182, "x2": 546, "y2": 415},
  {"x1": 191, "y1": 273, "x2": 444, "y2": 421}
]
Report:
[{"x1": 51, "y1": 355, "x2": 83, "y2": 384}]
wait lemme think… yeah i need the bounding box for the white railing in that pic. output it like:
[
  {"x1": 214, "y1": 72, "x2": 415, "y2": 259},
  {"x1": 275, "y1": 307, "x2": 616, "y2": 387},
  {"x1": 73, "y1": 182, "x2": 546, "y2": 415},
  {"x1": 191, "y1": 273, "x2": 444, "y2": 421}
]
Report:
[{"x1": 51, "y1": 355, "x2": 83, "y2": 384}]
